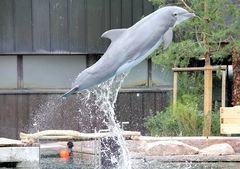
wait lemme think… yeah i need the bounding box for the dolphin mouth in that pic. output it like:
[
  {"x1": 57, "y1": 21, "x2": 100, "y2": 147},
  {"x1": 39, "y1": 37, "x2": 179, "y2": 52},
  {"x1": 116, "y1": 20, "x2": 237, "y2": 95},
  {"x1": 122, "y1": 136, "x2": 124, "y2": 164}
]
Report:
[
  {"x1": 184, "y1": 12, "x2": 196, "y2": 19},
  {"x1": 174, "y1": 12, "x2": 195, "y2": 27}
]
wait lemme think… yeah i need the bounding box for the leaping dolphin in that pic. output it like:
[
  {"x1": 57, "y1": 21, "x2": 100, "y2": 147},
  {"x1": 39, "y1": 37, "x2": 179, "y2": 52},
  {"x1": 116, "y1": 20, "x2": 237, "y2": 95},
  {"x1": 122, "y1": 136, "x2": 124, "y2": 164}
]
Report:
[{"x1": 63, "y1": 6, "x2": 195, "y2": 98}]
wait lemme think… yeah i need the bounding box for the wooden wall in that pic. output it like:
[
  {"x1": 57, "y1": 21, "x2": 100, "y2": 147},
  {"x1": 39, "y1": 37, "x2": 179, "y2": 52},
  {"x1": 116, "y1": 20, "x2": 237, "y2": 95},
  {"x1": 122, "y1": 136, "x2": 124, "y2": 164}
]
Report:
[
  {"x1": 0, "y1": 0, "x2": 156, "y2": 54},
  {"x1": 0, "y1": 90, "x2": 170, "y2": 139}
]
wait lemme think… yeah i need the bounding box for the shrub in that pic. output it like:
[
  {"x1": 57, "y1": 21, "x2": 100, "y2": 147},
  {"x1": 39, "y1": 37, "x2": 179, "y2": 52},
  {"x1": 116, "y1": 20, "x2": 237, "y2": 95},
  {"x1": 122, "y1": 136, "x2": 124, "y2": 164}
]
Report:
[
  {"x1": 145, "y1": 94, "x2": 220, "y2": 136},
  {"x1": 145, "y1": 94, "x2": 202, "y2": 136}
]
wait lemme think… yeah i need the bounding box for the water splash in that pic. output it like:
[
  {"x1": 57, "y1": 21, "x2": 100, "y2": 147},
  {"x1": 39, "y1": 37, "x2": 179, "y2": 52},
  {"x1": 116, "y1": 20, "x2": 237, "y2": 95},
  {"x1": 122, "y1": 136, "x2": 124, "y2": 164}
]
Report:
[
  {"x1": 29, "y1": 73, "x2": 131, "y2": 168},
  {"x1": 77, "y1": 73, "x2": 131, "y2": 169}
]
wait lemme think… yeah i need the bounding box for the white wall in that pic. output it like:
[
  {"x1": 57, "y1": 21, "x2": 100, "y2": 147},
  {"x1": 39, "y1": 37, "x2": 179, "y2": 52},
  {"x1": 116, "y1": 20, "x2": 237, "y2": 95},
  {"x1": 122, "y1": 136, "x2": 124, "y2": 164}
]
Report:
[
  {"x1": 0, "y1": 55, "x2": 172, "y2": 89},
  {"x1": 23, "y1": 55, "x2": 86, "y2": 88},
  {"x1": 152, "y1": 63, "x2": 172, "y2": 87},
  {"x1": 0, "y1": 56, "x2": 17, "y2": 88},
  {"x1": 123, "y1": 60, "x2": 148, "y2": 88}
]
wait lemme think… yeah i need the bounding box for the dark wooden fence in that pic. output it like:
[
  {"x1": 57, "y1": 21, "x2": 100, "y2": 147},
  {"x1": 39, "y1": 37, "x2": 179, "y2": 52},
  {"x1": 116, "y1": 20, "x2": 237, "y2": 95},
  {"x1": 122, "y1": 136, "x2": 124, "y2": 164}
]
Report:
[
  {"x1": 0, "y1": 0, "x2": 156, "y2": 54},
  {"x1": 0, "y1": 89, "x2": 170, "y2": 139}
]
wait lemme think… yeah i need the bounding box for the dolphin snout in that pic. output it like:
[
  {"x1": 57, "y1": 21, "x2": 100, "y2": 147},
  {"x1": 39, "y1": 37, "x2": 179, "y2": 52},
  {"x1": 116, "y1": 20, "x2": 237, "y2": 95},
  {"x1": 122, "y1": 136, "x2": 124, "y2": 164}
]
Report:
[{"x1": 185, "y1": 12, "x2": 196, "y2": 19}]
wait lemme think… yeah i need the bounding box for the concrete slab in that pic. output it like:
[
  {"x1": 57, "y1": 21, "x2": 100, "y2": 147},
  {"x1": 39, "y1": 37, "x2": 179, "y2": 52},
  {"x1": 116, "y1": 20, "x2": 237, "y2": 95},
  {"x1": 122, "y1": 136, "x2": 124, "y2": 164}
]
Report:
[
  {"x1": 0, "y1": 138, "x2": 39, "y2": 167},
  {"x1": 0, "y1": 138, "x2": 24, "y2": 147},
  {"x1": 136, "y1": 154, "x2": 240, "y2": 162}
]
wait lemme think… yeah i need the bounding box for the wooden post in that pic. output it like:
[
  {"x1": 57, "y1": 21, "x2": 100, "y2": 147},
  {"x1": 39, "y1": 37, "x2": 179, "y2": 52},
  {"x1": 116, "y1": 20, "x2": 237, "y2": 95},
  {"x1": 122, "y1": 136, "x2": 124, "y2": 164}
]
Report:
[
  {"x1": 172, "y1": 66, "x2": 226, "y2": 136},
  {"x1": 221, "y1": 70, "x2": 226, "y2": 107},
  {"x1": 173, "y1": 71, "x2": 178, "y2": 110},
  {"x1": 203, "y1": 66, "x2": 212, "y2": 136}
]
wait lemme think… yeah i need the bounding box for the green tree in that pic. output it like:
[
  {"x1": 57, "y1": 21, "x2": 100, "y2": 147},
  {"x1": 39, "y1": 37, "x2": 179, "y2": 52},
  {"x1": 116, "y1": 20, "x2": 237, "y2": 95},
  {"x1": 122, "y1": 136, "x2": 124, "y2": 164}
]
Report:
[
  {"x1": 149, "y1": 0, "x2": 240, "y2": 69},
  {"x1": 149, "y1": 0, "x2": 240, "y2": 102},
  {"x1": 145, "y1": 0, "x2": 239, "y2": 136}
]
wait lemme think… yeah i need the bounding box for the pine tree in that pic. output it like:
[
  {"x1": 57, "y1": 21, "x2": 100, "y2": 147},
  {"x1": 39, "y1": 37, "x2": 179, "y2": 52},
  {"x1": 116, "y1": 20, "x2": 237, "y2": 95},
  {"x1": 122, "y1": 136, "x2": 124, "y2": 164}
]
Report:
[{"x1": 149, "y1": 0, "x2": 240, "y2": 105}]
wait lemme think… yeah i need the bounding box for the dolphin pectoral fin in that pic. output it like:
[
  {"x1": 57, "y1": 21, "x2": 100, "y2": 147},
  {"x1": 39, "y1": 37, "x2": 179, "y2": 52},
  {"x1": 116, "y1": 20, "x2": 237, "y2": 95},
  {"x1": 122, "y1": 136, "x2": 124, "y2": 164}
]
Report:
[
  {"x1": 62, "y1": 87, "x2": 79, "y2": 98},
  {"x1": 163, "y1": 28, "x2": 173, "y2": 50},
  {"x1": 101, "y1": 29, "x2": 127, "y2": 41}
]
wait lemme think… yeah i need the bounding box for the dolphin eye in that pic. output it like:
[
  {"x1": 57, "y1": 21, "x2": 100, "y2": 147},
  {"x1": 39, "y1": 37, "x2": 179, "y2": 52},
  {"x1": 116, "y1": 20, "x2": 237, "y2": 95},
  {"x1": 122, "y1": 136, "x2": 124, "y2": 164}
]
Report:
[{"x1": 173, "y1": 12, "x2": 178, "y2": 17}]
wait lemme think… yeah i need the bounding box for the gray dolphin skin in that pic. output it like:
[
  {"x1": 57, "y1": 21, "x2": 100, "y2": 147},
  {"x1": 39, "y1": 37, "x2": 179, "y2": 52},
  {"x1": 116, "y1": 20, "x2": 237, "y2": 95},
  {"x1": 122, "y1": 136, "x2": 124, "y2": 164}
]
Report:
[{"x1": 63, "y1": 6, "x2": 195, "y2": 98}]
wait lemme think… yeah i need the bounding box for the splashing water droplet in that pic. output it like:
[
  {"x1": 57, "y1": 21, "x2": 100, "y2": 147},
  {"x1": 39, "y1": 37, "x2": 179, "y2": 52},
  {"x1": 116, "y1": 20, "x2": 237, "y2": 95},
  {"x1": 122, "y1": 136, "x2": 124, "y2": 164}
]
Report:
[{"x1": 29, "y1": 73, "x2": 131, "y2": 168}]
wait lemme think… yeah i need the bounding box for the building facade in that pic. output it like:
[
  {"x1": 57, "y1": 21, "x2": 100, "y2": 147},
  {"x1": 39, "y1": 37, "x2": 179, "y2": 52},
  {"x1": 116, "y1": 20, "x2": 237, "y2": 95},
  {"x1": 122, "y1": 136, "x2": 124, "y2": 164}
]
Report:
[{"x1": 0, "y1": 0, "x2": 171, "y2": 138}]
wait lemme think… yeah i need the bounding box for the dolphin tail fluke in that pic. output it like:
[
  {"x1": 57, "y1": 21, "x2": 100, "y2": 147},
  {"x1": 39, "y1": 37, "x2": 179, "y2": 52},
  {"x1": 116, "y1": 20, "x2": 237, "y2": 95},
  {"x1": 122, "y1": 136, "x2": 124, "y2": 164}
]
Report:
[{"x1": 62, "y1": 87, "x2": 79, "y2": 98}]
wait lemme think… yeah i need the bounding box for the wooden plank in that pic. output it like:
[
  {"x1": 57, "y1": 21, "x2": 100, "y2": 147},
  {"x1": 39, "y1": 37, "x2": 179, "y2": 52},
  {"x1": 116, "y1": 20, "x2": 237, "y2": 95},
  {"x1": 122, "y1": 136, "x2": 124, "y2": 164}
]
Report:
[
  {"x1": 50, "y1": 0, "x2": 68, "y2": 52},
  {"x1": 156, "y1": 91, "x2": 168, "y2": 112},
  {"x1": 203, "y1": 66, "x2": 213, "y2": 136},
  {"x1": 17, "y1": 95, "x2": 30, "y2": 137},
  {"x1": 116, "y1": 93, "x2": 132, "y2": 130},
  {"x1": 68, "y1": 0, "x2": 86, "y2": 52},
  {"x1": 17, "y1": 55, "x2": 23, "y2": 88},
  {"x1": 221, "y1": 118, "x2": 240, "y2": 124},
  {"x1": 122, "y1": 0, "x2": 132, "y2": 28},
  {"x1": 221, "y1": 70, "x2": 226, "y2": 107},
  {"x1": 0, "y1": 95, "x2": 17, "y2": 139},
  {"x1": 142, "y1": 92, "x2": 155, "y2": 134},
  {"x1": 15, "y1": 0, "x2": 33, "y2": 52},
  {"x1": 102, "y1": 0, "x2": 111, "y2": 51},
  {"x1": 172, "y1": 66, "x2": 227, "y2": 72},
  {"x1": 220, "y1": 106, "x2": 240, "y2": 114},
  {"x1": 130, "y1": 92, "x2": 144, "y2": 132},
  {"x1": 132, "y1": 0, "x2": 143, "y2": 24},
  {"x1": 86, "y1": 0, "x2": 104, "y2": 53},
  {"x1": 221, "y1": 124, "x2": 240, "y2": 134},
  {"x1": 110, "y1": 0, "x2": 122, "y2": 29},
  {"x1": 173, "y1": 71, "x2": 178, "y2": 110},
  {"x1": 220, "y1": 113, "x2": 240, "y2": 118},
  {"x1": 220, "y1": 106, "x2": 240, "y2": 134},
  {"x1": 143, "y1": 0, "x2": 154, "y2": 16},
  {"x1": 20, "y1": 130, "x2": 140, "y2": 141},
  {"x1": 32, "y1": 0, "x2": 50, "y2": 52},
  {"x1": 0, "y1": 0, "x2": 14, "y2": 52},
  {"x1": 61, "y1": 95, "x2": 79, "y2": 130},
  {"x1": 0, "y1": 92, "x2": 170, "y2": 139},
  {"x1": 143, "y1": 92, "x2": 155, "y2": 117}
]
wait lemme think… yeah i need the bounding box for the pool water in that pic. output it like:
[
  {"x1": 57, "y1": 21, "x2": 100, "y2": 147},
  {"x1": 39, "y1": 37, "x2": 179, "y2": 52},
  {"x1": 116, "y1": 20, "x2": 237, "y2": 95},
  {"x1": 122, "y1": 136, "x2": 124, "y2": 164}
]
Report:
[{"x1": 39, "y1": 157, "x2": 240, "y2": 169}]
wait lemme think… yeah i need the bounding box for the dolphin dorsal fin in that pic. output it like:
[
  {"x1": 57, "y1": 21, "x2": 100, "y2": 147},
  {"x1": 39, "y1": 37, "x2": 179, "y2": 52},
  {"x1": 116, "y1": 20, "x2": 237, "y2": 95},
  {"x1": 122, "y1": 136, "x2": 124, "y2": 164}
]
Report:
[
  {"x1": 101, "y1": 29, "x2": 127, "y2": 41},
  {"x1": 163, "y1": 28, "x2": 173, "y2": 50}
]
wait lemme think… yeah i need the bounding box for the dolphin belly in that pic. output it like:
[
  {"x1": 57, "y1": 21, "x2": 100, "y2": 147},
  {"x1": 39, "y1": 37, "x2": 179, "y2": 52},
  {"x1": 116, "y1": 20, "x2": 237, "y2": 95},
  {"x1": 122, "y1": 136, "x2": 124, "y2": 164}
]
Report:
[
  {"x1": 116, "y1": 37, "x2": 163, "y2": 75},
  {"x1": 62, "y1": 54, "x2": 118, "y2": 97}
]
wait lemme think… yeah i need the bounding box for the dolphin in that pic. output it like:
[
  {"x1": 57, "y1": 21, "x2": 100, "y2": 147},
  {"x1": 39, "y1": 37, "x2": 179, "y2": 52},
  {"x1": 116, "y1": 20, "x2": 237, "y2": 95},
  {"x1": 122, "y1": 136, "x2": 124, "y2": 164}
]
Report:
[{"x1": 63, "y1": 6, "x2": 195, "y2": 98}]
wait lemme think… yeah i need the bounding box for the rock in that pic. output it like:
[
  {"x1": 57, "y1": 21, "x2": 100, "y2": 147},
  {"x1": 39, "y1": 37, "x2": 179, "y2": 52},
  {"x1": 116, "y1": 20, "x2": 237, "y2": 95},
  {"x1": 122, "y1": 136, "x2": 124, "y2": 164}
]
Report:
[
  {"x1": 200, "y1": 143, "x2": 235, "y2": 155},
  {"x1": 143, "y1": 140, "x2": 199, "y2": 156}
]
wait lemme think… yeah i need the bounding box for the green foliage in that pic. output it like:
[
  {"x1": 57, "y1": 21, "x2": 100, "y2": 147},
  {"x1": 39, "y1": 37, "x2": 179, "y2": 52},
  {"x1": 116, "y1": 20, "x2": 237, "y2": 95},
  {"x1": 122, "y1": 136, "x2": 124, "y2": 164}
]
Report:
[
  {"x1": 145, "y1": 106, "x2": 220, "y2": 136},
  {"x1": 177, "y1": 73, "x2": 203, "y2": 105},
  {"x1": 149, "y1": 0, "x2": 240, "y2": 67},
  {"x1": 152, "y1": 40, "x2": 205, "y2": 68},
  {"x1": 145, "y1": 0, "x2": 238, "y2": 137},
  {"x1": 145, "y1": 93, "x2": 221, "y2": 136},
  {"x1": 211, "y1": 101, "x2": 221, "y2": 136},
  {"x1": 145, "y1": 72, "x2": 221, "y2": 136},
  {"x1": 145, "y1": 93, "x2": 203, "y2": 136}
]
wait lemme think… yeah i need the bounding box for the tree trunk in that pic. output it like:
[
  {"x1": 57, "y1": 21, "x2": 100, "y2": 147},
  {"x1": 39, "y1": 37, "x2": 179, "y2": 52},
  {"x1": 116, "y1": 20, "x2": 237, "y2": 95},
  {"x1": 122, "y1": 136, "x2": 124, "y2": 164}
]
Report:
[{"x1": 232, "y1": 47, "x2": 240, "y2": 106}]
